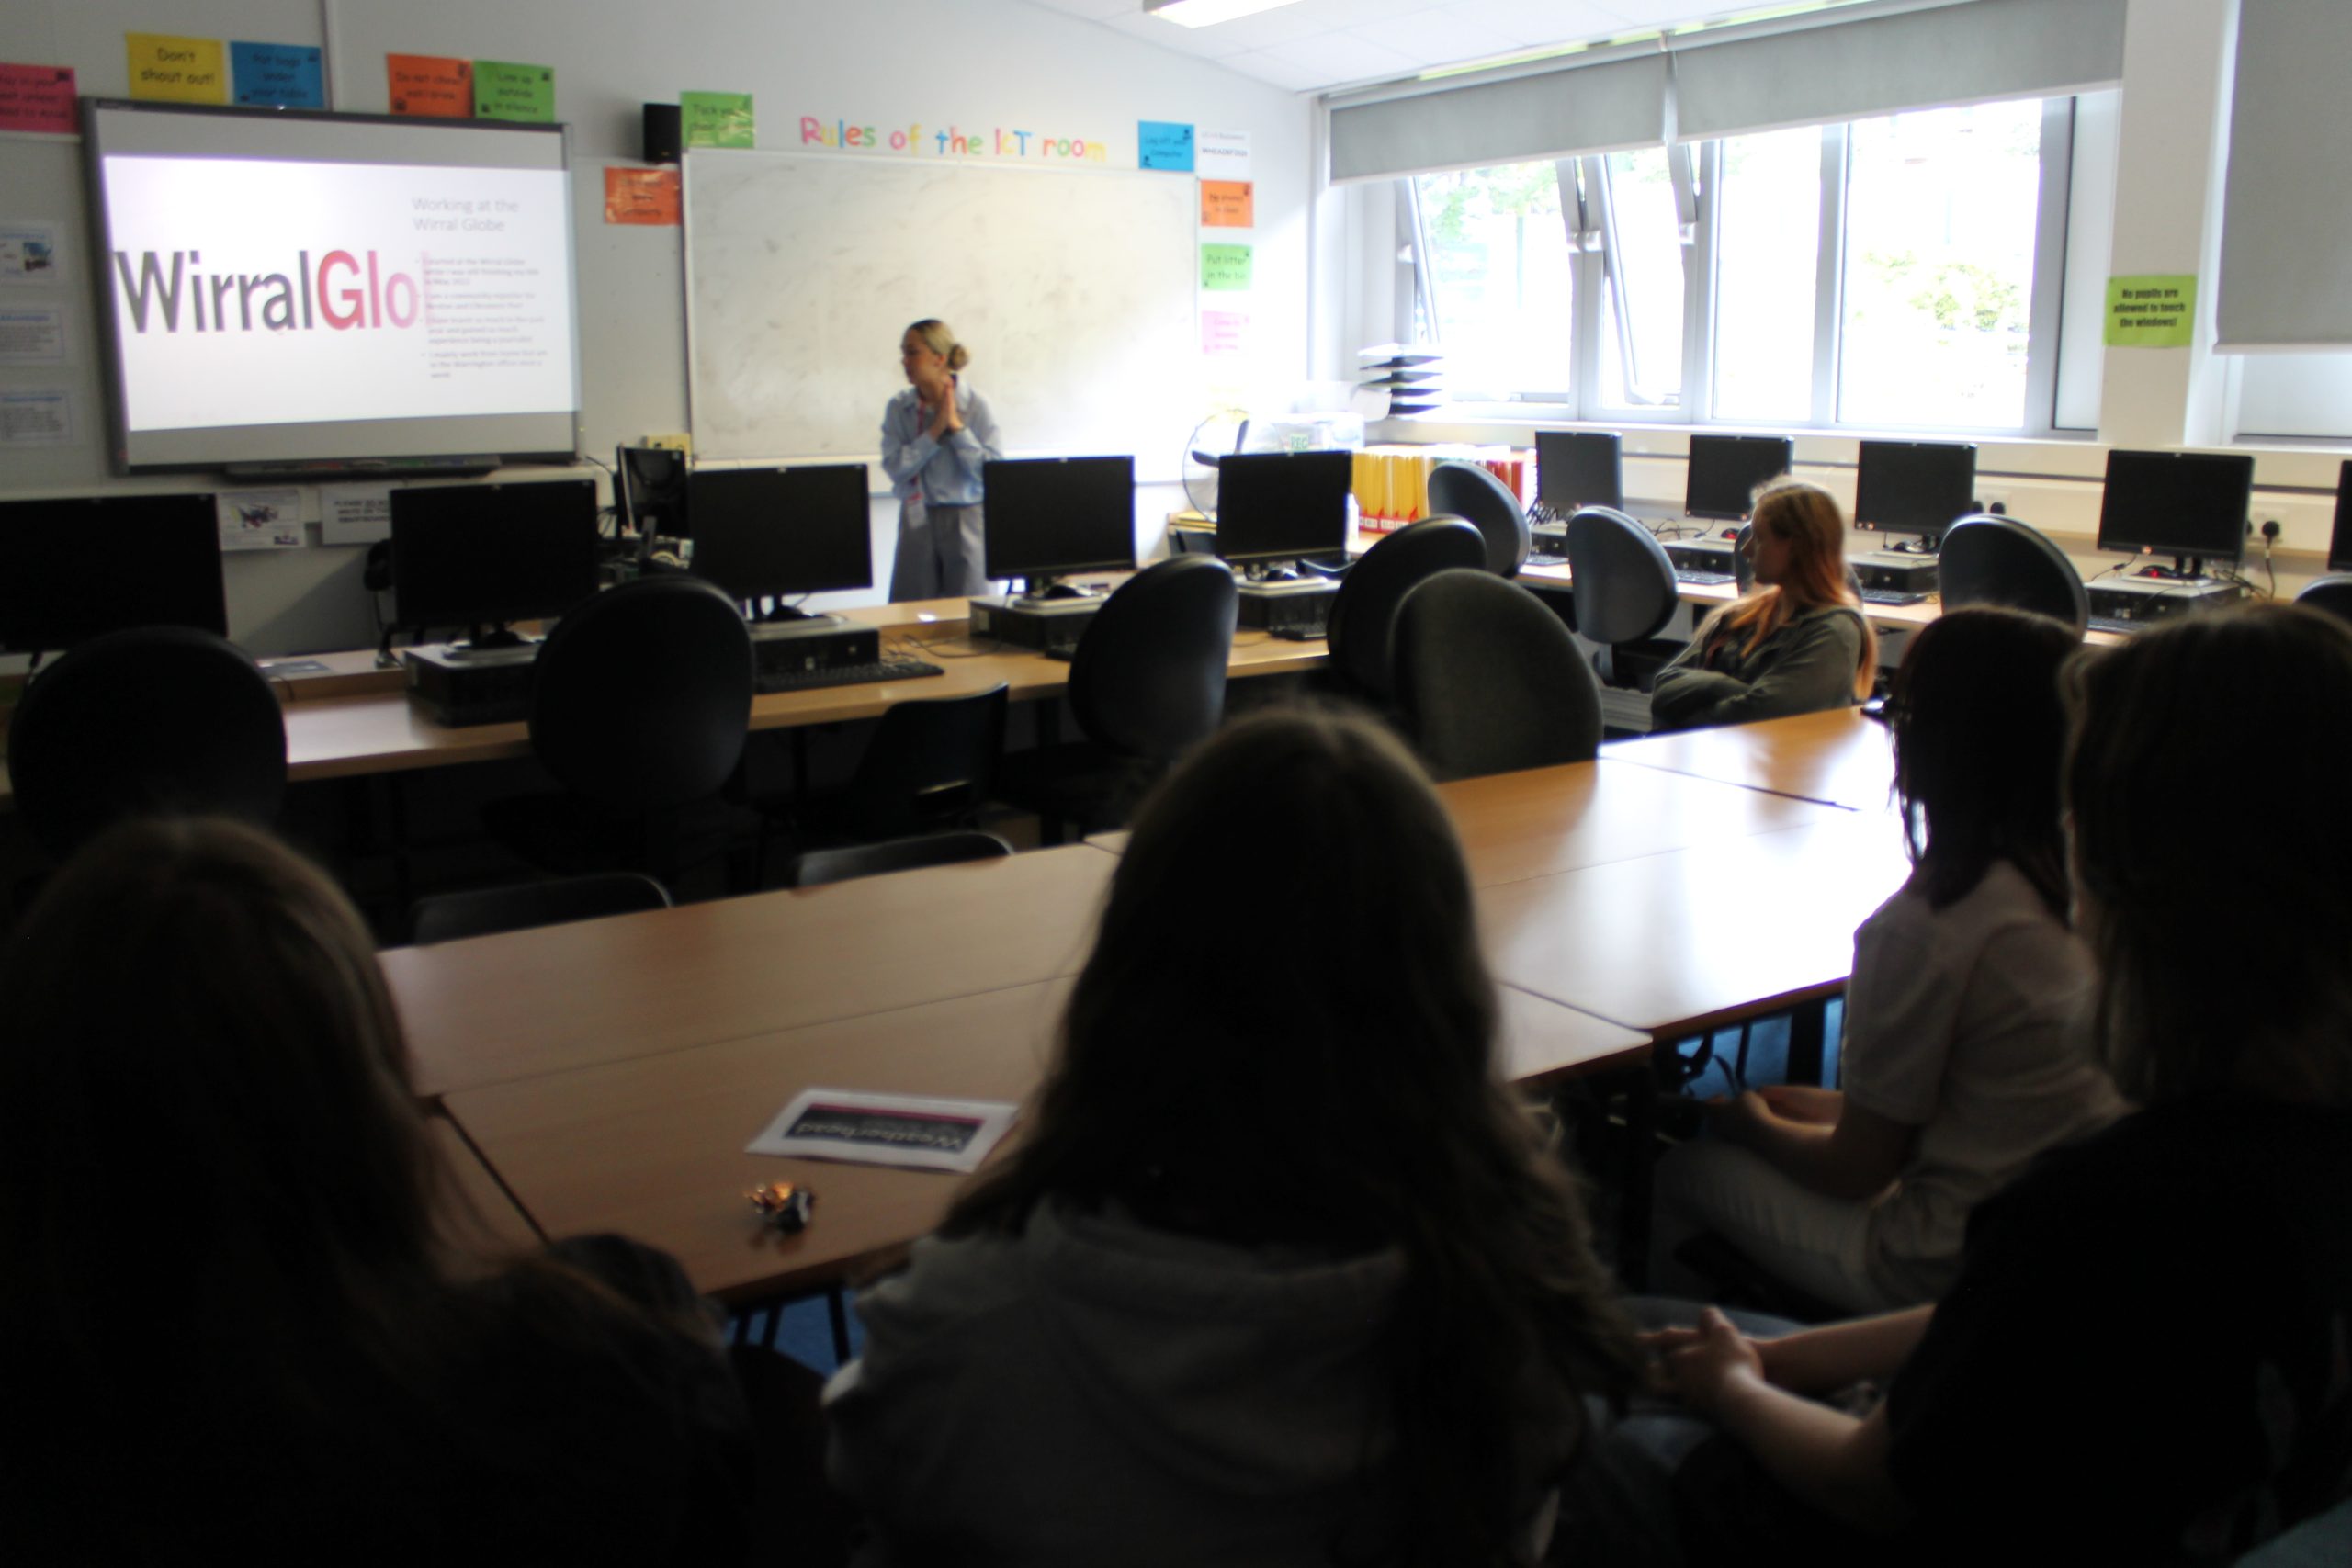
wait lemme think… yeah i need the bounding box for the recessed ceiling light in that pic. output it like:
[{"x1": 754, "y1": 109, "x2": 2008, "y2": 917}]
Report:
[{"x1": 1144, "y1": 0, "x2": 1309, "y2": 28}]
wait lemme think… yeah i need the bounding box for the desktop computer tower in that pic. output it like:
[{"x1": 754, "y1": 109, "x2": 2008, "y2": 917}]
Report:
[
  {"x1": 1664, "y1": 537, "x2": 1737, "y2": 576},
  {"x1": 968, "y1": 594, "x2": 1101, "y2": 654},
  {"x1": 1849, "y1": 552, "x2": 1941, "y2": 597},
  {"x1": 404, "y1": 644, "x2": 541, "y2": 728},
  {"x1": 749, "y1": 615, "x2": 879, "y2": 680},
  {"x1": 1235, "y1": 580, "x2": 1337, "y2": 635},
  {"x1": 2084, "y1": 576, "x2": 2244, "y2": 629}
]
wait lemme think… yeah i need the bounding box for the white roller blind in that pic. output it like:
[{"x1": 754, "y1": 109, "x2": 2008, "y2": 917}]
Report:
[
  {"x1": 2216, "y1": 0, "x2": 2352, "y2": 350},
  {"x1": 1671, "y1": 0, "x2": 2125, "y2": 141},
  {"x1": 1328, "y1": 53, "x2": 1668, "y2": 184}
]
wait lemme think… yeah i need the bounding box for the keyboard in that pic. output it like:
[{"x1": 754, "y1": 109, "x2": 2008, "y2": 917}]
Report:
[
  {"x1": 2086, "y1": 615, "x2": 2141, "y2": 636},
  {"x1": 754, "y1": 656, "x2": 945, "y2": 694},
  {"x1": 1858, "y1": 588, "x2": 1928, "y2": 605},
  {"x1": 1674, "y1": 569, "x2": 1736, "y2": 587}
]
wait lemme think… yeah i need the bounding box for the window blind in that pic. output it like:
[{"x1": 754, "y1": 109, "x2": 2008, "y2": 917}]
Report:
[{"x1": 2216, "y1": 0, "x2": 2352, "y2": 350}]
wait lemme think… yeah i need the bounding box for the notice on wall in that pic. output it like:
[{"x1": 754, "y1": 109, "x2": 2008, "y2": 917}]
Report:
[
  {"x1": 1138, "y1": 120, "x2": 1195, "y2": 173},
  {"x1": 126, "y1": 34, "x2": 227, "y2": 104},
  {"x1": 0, "y1": 222, "x2": 61, "y2": 285},
  {"x1": 1200, "y1": 180, "x2": 1253, "y2": 229},
  {"x1": 0, "y1": 387, "x2": 74, "y2": 445},
  {"x1": 1197, "y1": 128, "x2": 1251, "y2": 180},
  {"x1": 388, "y1": 54, "x2": 473, "y2": 118},
  {"x1": 322, "y1": 484, "x2": 395, "y2": 546},
  {"x1": 1202, "y1": 309, "x2": 1250, "y2": 358},
  {"x1": 216, "y1": 487, "x2": 306, "y2": 552},
  {"x1": 0, "y1": 304, "x2": 65, "y2": 364},
  {"x1": 1201, "y1": 243, "x2": 1252, "y2": 291},
  {"x1": 0, "y1": 62, "x2": 78, "y2": 133},
  {"x1": 475, "y1": 60, "x2": 555, "y2": 123},
  {"x1": 2105, "y1": 275, "x2": 2196, "y2": 348},
  {"x1": 681, "y1": 91, "x2": 755, "y2": 149},
  {"x1": 605, "y1": 166, "x2": 682, "y2": 226},
  {"x1": 231, "y1": 41, "x2": 323, "y2": 108}
]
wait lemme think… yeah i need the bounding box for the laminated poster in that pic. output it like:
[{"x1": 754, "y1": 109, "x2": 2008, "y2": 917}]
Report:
[
  {"x1": 0, "y1": 388, "x2": 74, "y2": 446},
  {"x1": 474, "y1": 60, "x2": 555, "y2": 123},
  {"x1": 231, "y1": 42, "x2": 323, "y2": 108},
  {"x1": 1138, "y1": 120, "x2": 1195, "y2": 173},
  {"x1": 388, "y1": 54, "x2": 473, "y2": 118},
  {"x1": 1201, "y1": 180, "x2": 1253, "y2": 229},
  {"x1": 322, "y1": 484, "x2": 395, "y2": 546},
  {"x1": 1197, "y1": 129, "x2": 1250, "y2": 179},
  {"x1": 0, "y1": 305, "x2": 66, "y2": 364},
  {"x1": 0, "y1": 222, "x2": 62, "y2": 285},
  {"x1": 0, "y1": 63, "x2": 78, "y2": 133},
  {"x1": 216, "y1": 488, "x2": 306, "y2": 552},
  {"x1": 126, "y1": 34, "x2": 227, "y2": 104},
  {"x1": 1201, "y1": 243, "x2": 1252, "y2": 292},
  {"x1": 2105, "y1": 275, "x2": 2195, "y2": 349},
  {"x1": 681, "y1": 91, "x2": 755, "y2": 149},
  {"x1": 747, "y1": 1088, "x2": 1019, "y2": 1175},
  {"x1": 605, "y1": 167, "x2": 682, "y2": 226}
]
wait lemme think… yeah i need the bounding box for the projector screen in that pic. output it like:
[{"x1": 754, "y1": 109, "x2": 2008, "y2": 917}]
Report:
[{"x1": 84, "y1": 100, "x2": 582, "y2": 473}]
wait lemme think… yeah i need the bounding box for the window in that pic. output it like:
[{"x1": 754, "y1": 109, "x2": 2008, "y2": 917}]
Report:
[
  {"x1": 1713, "y1": 126, "x2": 1824, "y2": 423},
  {"x1": 1593, "y1": 148, "x2": 1688, "y2": 410},
  {"x1": 1408, "y1": 162, "x2": 1574, "y2": 399}
]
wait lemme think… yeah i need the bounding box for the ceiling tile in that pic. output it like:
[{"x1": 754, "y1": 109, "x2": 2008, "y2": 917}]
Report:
[
  {"x1": 1023, "y1": 0, "x2": 1136, "y2": 17},
  {"x1": 1254, "y1": 28, "x2": 1421, "y2": 81},
  {"x1": 1436, "y1": 0, "x2": 1650, "y2": 47},
  {"x1": 1216, "y1": 48, "x2": 1340, "y2": 92},
  {"x1": 1140, "y1": 5, "x2": 1333, "y2": 55},
  {"x1": 1347, "y1": 10, "x2": 1521, "y2": 65}
]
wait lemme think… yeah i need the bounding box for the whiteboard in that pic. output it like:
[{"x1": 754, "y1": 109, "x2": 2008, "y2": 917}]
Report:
[{"x1": 684, "y1": 151, "x2": 1201, "y2": 479}]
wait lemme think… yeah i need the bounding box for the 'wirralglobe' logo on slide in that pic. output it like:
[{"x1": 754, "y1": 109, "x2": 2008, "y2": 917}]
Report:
[{"x1": 111, "y1": 248, "x2": 421, "y2": 333}]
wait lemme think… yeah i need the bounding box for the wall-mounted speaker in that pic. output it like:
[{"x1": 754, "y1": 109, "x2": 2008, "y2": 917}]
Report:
[{"x1": 643, "y1": 103, "x2": 681, "y2": 164}]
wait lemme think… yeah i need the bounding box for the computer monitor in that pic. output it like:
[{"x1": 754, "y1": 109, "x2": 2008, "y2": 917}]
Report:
[
  {"x1": 1213, "y1": 451, "x2": 1351, "y2": 568},
  {"x1": 1685, "y1": 435, "x2": 1793, "y2": 522},
  {"x1": 689, "y1": 465, "x2": 873, "y2": 613},
  {"x1": 2096, "y1": 450, "x2": 2253, "y2": 571},
  {"x1": 390, "y1": 479, "x2": 601, "y2": 640},
  {"x1": 1853, "y1": 440, "x2": 1977, "y2": 547},
  {"x1": 0, "y1": 492, "x2": 227, "y2": 655},
  {"x1": 2328, "y1": 460, "x2": 2352, "y2": 573},
  {"x1": 982, "y1": 456, "x2": 1137, "y2": 590},
  {"x1": 616, "y1": 445, "x2": 691, "y2": 542},
  {"x1": 1536, "y1": 432, "x2": 1623, "y2": 513}
]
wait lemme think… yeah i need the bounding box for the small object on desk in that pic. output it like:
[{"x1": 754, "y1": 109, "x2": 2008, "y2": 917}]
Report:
[
  {"x1": 1857, "y1": 588, "x2": 1928, "y2": 605},
  {"x1": 752, "y1": 655, "x2": 944, "y2": 694},
  {"x1": 1268, "y1": 625, "x2": 1323, "y2": 642},
  {"x1": 257, "y1": 659, "x2": 331, "y2": 676},
  {"x1": 2086, "y1": 615, "x2": 2141, "y2": 636},
  {"x1": 747, "y1": 1087, "x2": 1020, "y2": 1174},
  {"x1": 748, "y1": 1181, "x2": 817, "y2": 1233},
  {"x1": 1673, "y1": 569, "x2": 1736, "y2": 587}
]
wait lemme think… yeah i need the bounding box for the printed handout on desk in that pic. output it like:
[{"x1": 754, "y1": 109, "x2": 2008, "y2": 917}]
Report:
[{"x1": 748, "y1": 1087, "x2": 1019, "y2": 1174}]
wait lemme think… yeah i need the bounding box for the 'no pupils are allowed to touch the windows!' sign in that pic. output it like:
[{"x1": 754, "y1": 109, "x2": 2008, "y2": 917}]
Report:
[{"x1": 2105, "y1": 275, "x2": 2195, "y2": 348}]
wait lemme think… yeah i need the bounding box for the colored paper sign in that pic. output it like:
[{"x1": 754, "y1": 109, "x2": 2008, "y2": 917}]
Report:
[
  {"x1": 0, "y1": 63, "x2": 79, "y2": 133},
  {"x1": 681, "y1": 91, "x2": 755, "y2": 149},
  {"x1": 126, "y1": 33, "x2": 227, "y2": 104},
  {"x1": 0, "y1": 222, "x2": 61, "y2": 284},
  {"x1": 605, "y1": 167, "x2": 682, "y2": 226},
  {"x1": 388, "y1": 54, "x2": 473, "y2": 118},
  {"x1": 1198, "y1": 129, "x2": 1251, "y2": 178},
  {"x1": 1201, "y1": 243, "x2": 1252, "y2": 291},
  {"x1": 1202, "y1": 310, "x2": 1249, "y2": 358},
  {"x1": 231, "y1": 41, "x2": 322, "y2": 107},
  {"x1": 1201, "y1": 180, "x2": 1253, "y2": 229},
  {"x1": 1139, "y1": 120, "x2": 1195, "y2": 173},
  {"x1": 475, "y1": 60, "x2": 554, "y2": 123},
  {"x1": 2105, "y1": 274, "x2": 2196, "y2": 348}
]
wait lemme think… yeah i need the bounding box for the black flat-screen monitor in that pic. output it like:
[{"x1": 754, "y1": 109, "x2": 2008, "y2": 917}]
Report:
[
  {"x1": 1686, "y1": 435, "x2": 1792, "y2": 521},
  {"x1": 1214, "y1": 451, "x2": 1351, "y2": 566},
  {"x1": 982, "y1": 456, "x2": 1136, "y2": 584},
  {"x1": 1536, "y1": 432, "x2": 1623, "y2": 512},
  {"x1": 0, "y1": 492, "x2": 227, "y2": 654},
  {"x1": 390, "y1": 479, "x2": 600, "y2": 631},
  {"x1": 1853, "y1": 440, "x2": 1977, "y2": 544},
  {"x1": 689, "y1": 465, "x2": 872, "y2": 602},
  {"x1": 2096, "y1": 450, "x2": 2252, "y2": 569},
  {"x1": 2328, "y1": 460, "x2": 2352, "y2": 572},
  {"x1": 617, "y1": 445, "x2": 690, "y2": 540}
]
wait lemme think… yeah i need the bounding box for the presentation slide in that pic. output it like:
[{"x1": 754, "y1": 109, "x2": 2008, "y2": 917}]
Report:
[{"x1": 100, "y1": 154, "x2": 575, "y2": 433}]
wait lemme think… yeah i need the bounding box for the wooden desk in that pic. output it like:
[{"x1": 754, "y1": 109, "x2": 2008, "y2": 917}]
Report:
[{"x1": 1601, "y1": 707, "x2": 1898, "y2": 814}]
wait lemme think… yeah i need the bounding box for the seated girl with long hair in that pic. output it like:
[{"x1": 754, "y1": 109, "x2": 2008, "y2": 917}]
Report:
[
  {"x1": 1651, "y1": 480, "x2": 1878, "y2": 732},
  {"x1": 0, "y1": 819, "x2": 761, "y2": 1563},
  {"x1": 1653, "y1": 606, "x2": 2121, "y2": 1313},
  {"x1": 825, "y1": 708, "x2": 1645, "y2": 1567}
]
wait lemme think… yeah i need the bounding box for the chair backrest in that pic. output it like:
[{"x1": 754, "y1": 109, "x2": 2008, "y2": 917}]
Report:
[
  {"x1": 2293, "y1": 574, "x2": 2352, "y2": 625},
  {"x1": 1426, "y1": 460, "x2": 1531, "y2": 578},
  {"x1": 846, "y1": 682, "x2": 1010, "y2": 839},
  {"x1": 1938, "y1": 514, "x2": 2090, "y2": 633},
  {"x1": 6, "y1": 626, "x2": 288, "y2": 863},
  {"x1": 1563, "y1": 506, "x2": 1679, "y2": 647},
  {"x1": 528, "y1": 576, "x2": 754, "y2": 810},
  {"x1": 1069, "y1": 556, "x2": 1238, "y2": 763},
  {"x1": 407, "y1": 872, "x2": 672, "y2": 945},
  {"x1": 1394, "y1": 569, "x2": 1602, "y2": 782},
  {"x1": 1325, "y1": 517, "x2": 1487, "y2": 699},
  {"x1": 787, "y1": 829, "x2": 1012, "y2": 889}
]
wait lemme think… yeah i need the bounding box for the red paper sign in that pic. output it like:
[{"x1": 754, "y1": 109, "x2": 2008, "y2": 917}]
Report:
[
  {"x1": 0, "y1": 62, "x2": 78, "y2": 134},
  {"x1": 605, "y1": 167, "x2": 681, "y2": 226},
  {"x1": 387, "y1": 53, "x2": 472, "y2": 118}
]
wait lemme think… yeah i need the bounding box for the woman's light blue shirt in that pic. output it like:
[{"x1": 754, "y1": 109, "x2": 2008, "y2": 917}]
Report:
[{"x1": 879, "y1": 381, "x2": 1001, "y2": 508}]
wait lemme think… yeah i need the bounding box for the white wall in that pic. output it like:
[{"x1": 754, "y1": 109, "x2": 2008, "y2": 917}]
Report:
[{"x1": 0, "y1": 0, "x2": 1316, "y2": 654}]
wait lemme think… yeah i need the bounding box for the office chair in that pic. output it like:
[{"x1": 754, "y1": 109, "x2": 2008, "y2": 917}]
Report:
[
  {"x1": 1425, "y1": 459, "x2": 1532, "y2": 578},
  {"x1": 481, "y1": 575, "x2": 753, "y2": 886},
  {"x1": 1393, "y1": 569, "x2": 1602, "y2": 782},
  {"x1": 406, "y1": 872, "x2": 672, "y2": 945},
  {"x1": 993, "y1": 555, "x2": 1238, "y2": 844},
  {"x1": 1563, "y1": 506, "x2": 1681, "y2": 687},
  {"x1": 2293, "y1": 575, "x2": 2352, "y2": 625},
  {"x1": 6, "y1": 626, "x2": 288, "y2": 864},
  {"x1": 1938, "y1": 514, "x2": 2090, "y2": 634},
  {"x1": 1323, "y1": 517, "x2": 1487, "y2": 704},
  {"x1": 786, "y1": 829, "x2": 1012, "y2": 889}
]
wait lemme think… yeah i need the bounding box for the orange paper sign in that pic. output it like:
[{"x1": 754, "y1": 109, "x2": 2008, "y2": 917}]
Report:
[
  {"x1": 1201, "y1": 180, "x2": 1253, "y2": 229},
  {"x1": 605, "y1": 167, "x2": 682, "y2": 226},
  {"x1": 387, "y1": 53, "x2": 472, "y2": 118}
]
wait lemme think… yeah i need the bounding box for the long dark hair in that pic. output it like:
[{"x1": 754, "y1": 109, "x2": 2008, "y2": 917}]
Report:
[
  {"x1": 943, "y1": 708, "x2": 1642, "y2": 1564},
  {"x1": 2065, "y1": 604, "x2": 2352, "y2": 1109},
  {"x1": 1891, "y1": 605, "x2": 2077, "y2": 915},
  {"x1": 1712, "y1": 479, "x2": 1879, "y2": 695}
]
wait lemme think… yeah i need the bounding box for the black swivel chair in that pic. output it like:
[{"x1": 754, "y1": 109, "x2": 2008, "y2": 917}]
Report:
[
  {"x1": 406, "y1": 872, "x2": 673, "y2": 945},
  {"x1": 786, "y1": 829, "x2": 1012, "y2": 889},
  {"x1": 993, "y1": 556, "x2": 1238, "y2": 844},
  {"x1": 6, "y1": 626, "x2": 288, "y2": 864},
  {"x1": 1938, "y1": 514, "x2": 2090, "y2": 634},
  {"x1": 1323, "y1": 517, "x2": 1487, "y2": 705},
  {"x1": 1563, "y1": 506, "x2": 1681, "y2": 687},
  {"x1": 481, "y1": 576, "x2": 754, "y2": 886},
  {"x1": 1393, "y1": 569, "x2": 1602, "y2": 782},
  {"x1": 2294, "y1": 576, "x2": 2352, "y2": 625},
  {"x1": 1425, "y1": 460, "x2": 1532, "y2": 578}
]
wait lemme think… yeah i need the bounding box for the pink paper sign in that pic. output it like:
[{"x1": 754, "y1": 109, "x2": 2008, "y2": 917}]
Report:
[
  {"x1": 1202, "y1": 310, "x2": 1249, "y2": 358},
  {"x1": 0, "y1": 62, "x2": 78, "y2": 134}
]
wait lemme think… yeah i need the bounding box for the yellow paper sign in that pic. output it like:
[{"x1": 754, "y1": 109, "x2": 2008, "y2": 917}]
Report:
[{"x1": 126, "y1": 33, "x2": 227, "y2": 104}]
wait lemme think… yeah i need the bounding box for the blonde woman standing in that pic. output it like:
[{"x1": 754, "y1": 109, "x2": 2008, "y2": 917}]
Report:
[{"x1": 881, "y1": 319, "x2": 1003, "y2": 600}]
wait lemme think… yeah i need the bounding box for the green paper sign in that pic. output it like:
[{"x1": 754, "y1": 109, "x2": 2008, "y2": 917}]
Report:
[
  {"x1": 681, "y1": 90, "x2": 755, "y2": 149},
  {"x1": 474, "y1": 60, "x2": 554, "y2": 123},
  {"x1": 2105, "y1": 274, "x2": 2196, "y2": 348},
  {"x1": 1201, "y1": 243, "x2": 1252, "y2": 291}
]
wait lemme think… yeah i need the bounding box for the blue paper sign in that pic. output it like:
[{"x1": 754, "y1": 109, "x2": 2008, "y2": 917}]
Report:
[
  {"x1": 1138, "y1": 120, "x2": 1195, "y2": 173},
  {"x1": 231, "y1": 41, "x2": 323, "y2": 108}
]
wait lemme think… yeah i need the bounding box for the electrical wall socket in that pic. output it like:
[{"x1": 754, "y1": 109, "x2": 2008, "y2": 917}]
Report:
[
  {"x1": 642, "y1": 433, "x2": 692, "y2": 453},
  {"x1": 1975, "y1": 484, "x2": 2009, "y2": 514}
]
